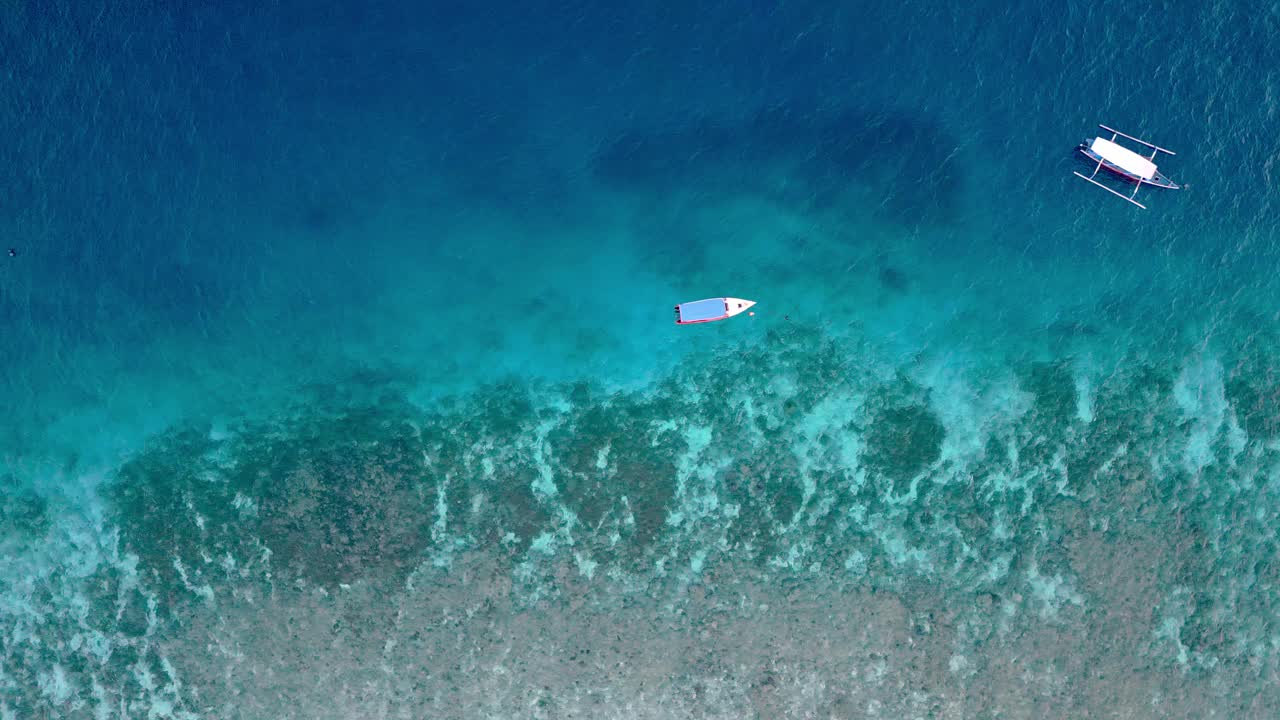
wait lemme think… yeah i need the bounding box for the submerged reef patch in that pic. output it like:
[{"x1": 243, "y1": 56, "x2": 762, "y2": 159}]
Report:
[
  {"x1": 0, "y1": 478, "x2": 49, "y2": 542},
  {"x1": 111, "y1": 395, "x2": 438, "y2": 593},
  {"x1": 87, "y1": 326, "x2": 1280, "y2": 717},
  {"x1": 860, "y1": 376, "x2": 945, "y2": 497},
  {"x1": 592, "y1": 105, "x2": 962, "y2": 224}
]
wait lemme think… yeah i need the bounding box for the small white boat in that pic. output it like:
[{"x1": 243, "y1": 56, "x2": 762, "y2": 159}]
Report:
[
  {"x1": 674, "y1": 297, "x2": 756, "y2": 325},
  {"x1": 1073, "y1": 124, "x2": 1179, "y2": 209}
]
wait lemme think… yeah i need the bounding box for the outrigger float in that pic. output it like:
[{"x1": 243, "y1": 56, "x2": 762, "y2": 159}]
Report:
[
  {"x1": 674, "y1": 297, "x2": 755, "y2": 324},
  {"x1": 1073, "y1": 124, "x2": 1179, "y2": 209}
]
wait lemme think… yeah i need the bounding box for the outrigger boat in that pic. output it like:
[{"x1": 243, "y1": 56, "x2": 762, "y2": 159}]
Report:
[
  {"x1": 1073, "y1": 124, "x2": 1179, "y2": 209},
  {"x1": 674, "y1": 297, "x2": 756, "y2": 324}
]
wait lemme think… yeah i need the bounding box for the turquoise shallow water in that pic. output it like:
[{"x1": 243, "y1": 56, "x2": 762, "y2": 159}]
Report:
[{"x1": 4, "y1": 1, "x2": 1280, "y2": 717}]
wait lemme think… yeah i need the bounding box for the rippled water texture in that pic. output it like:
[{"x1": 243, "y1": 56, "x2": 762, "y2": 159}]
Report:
[{"x1": 5, "y1": 1, "x2": 1280, "y2": 717}]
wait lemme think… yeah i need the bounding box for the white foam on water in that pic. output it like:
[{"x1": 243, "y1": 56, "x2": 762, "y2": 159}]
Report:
[
  {"x1": 794, "y1": 392, "x2": 865, "y2": 503},
  {"x1": 573, "y1": 551, "x2": 598, "y2": 580},
  {"x1": 36, "y1": 664, "x2": 74, "y2": 706},
  {"x1": 924, "y1": 360, "x2": 1030, "y2": 471},
  {"x1": 1172, "y1": 356, "x2": 1235, "y2": 476},
  {"x1": 1156, "y1": 614, "x2": 1191, "y2": 667},
  {"x1": 1025, "y1": 563, "x2": 1083, "y2": 617},
  {"x1": 1073, "y1": 358, "x2": 1097, "y2": 424},
  {"x1": 844, "y1": 549, "x2": 869, "y2": 577},
  {"x1": 665, "y1": 422, "x2": 725, "y2": 529},
  {"x1": 0, "y1": 460, "x2": 191, "y2": 718}
]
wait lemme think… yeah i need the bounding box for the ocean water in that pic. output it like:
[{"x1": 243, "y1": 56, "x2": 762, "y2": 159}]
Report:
[{"x1": 4, "y1": 0, "x2": 1280, "y2": 717}]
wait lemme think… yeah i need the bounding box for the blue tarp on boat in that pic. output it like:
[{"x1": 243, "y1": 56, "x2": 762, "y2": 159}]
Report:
[{"x1": 678, "y1": 298, "x2": 726, "y2": 322}]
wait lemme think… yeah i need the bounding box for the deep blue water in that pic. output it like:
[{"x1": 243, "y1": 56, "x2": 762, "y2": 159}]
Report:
[{"x1": 4, "y1": 1, "x2": 1280, "y2": 717}]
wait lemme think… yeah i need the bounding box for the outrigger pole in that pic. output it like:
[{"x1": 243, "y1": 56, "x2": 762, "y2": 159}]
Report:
[
  {"x1": 1072, "y1": 168, "x2": 1147, "y2": 209},
  {"x1": 1099, "y1": 124, "x2": 1176, "y2": 161}
]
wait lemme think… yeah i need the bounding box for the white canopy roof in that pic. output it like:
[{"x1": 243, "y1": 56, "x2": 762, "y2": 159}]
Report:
[{"x1": 1091, "y1": 137, "x2": 1156, "y2": 180}]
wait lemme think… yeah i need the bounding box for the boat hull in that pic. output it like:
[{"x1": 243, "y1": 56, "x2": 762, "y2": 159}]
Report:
[
  {"x1": 675, "y1": 297, "x2": 756, "y2": 324},
  {"x1": 1078, "y1": 145, "x2": 1179, "y2": 189}
]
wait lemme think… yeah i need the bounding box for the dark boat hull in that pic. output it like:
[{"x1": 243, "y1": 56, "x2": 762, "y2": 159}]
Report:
[{"x1": 1078, "y1": 144, "x2": 1179, "y2": 189}]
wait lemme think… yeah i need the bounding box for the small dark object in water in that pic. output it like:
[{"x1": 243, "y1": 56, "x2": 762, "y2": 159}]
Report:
[
  {"x1": 1047, "y1": 319, "x2": 1100, "y2": 337},
  {"x1": 7, "y1": 248, "x2": 14, "y2": 257},
  {"x1": 878, "y1": 266, "x2": 909, "y2": 293}
]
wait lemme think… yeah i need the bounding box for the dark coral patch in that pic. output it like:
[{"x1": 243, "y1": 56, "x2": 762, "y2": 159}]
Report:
[
  {"x1": 0, "y1": 479, "x2": 49, "y2": 542},
  {"x1": 419, "y1": 382, "x2": 548, "y2": 545},
  {"x1": 862, "y1": 401, "x2": 945, "y2": 497},
  {"x1": 110, "y1": 425, "x2": 233, "y2": 593},
  {"x1": 110, "y1": 384, "x2": 438, "y2": 592},
  {"x1": 546, "y1": 393, "x2": 685, "y2": 549},
  {"x1": 1225, "y1": 366, "x2": 1280, "y2": 441},
  {"x1": 246, "y1": 412, "x2": 432, "y2": 588},
  {"x1": 1020, "y1": 360, "x2": 1078, "y2": 426},
  {"x1": 592, "y1": 105, "x2": 962, "y2": 225}
]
